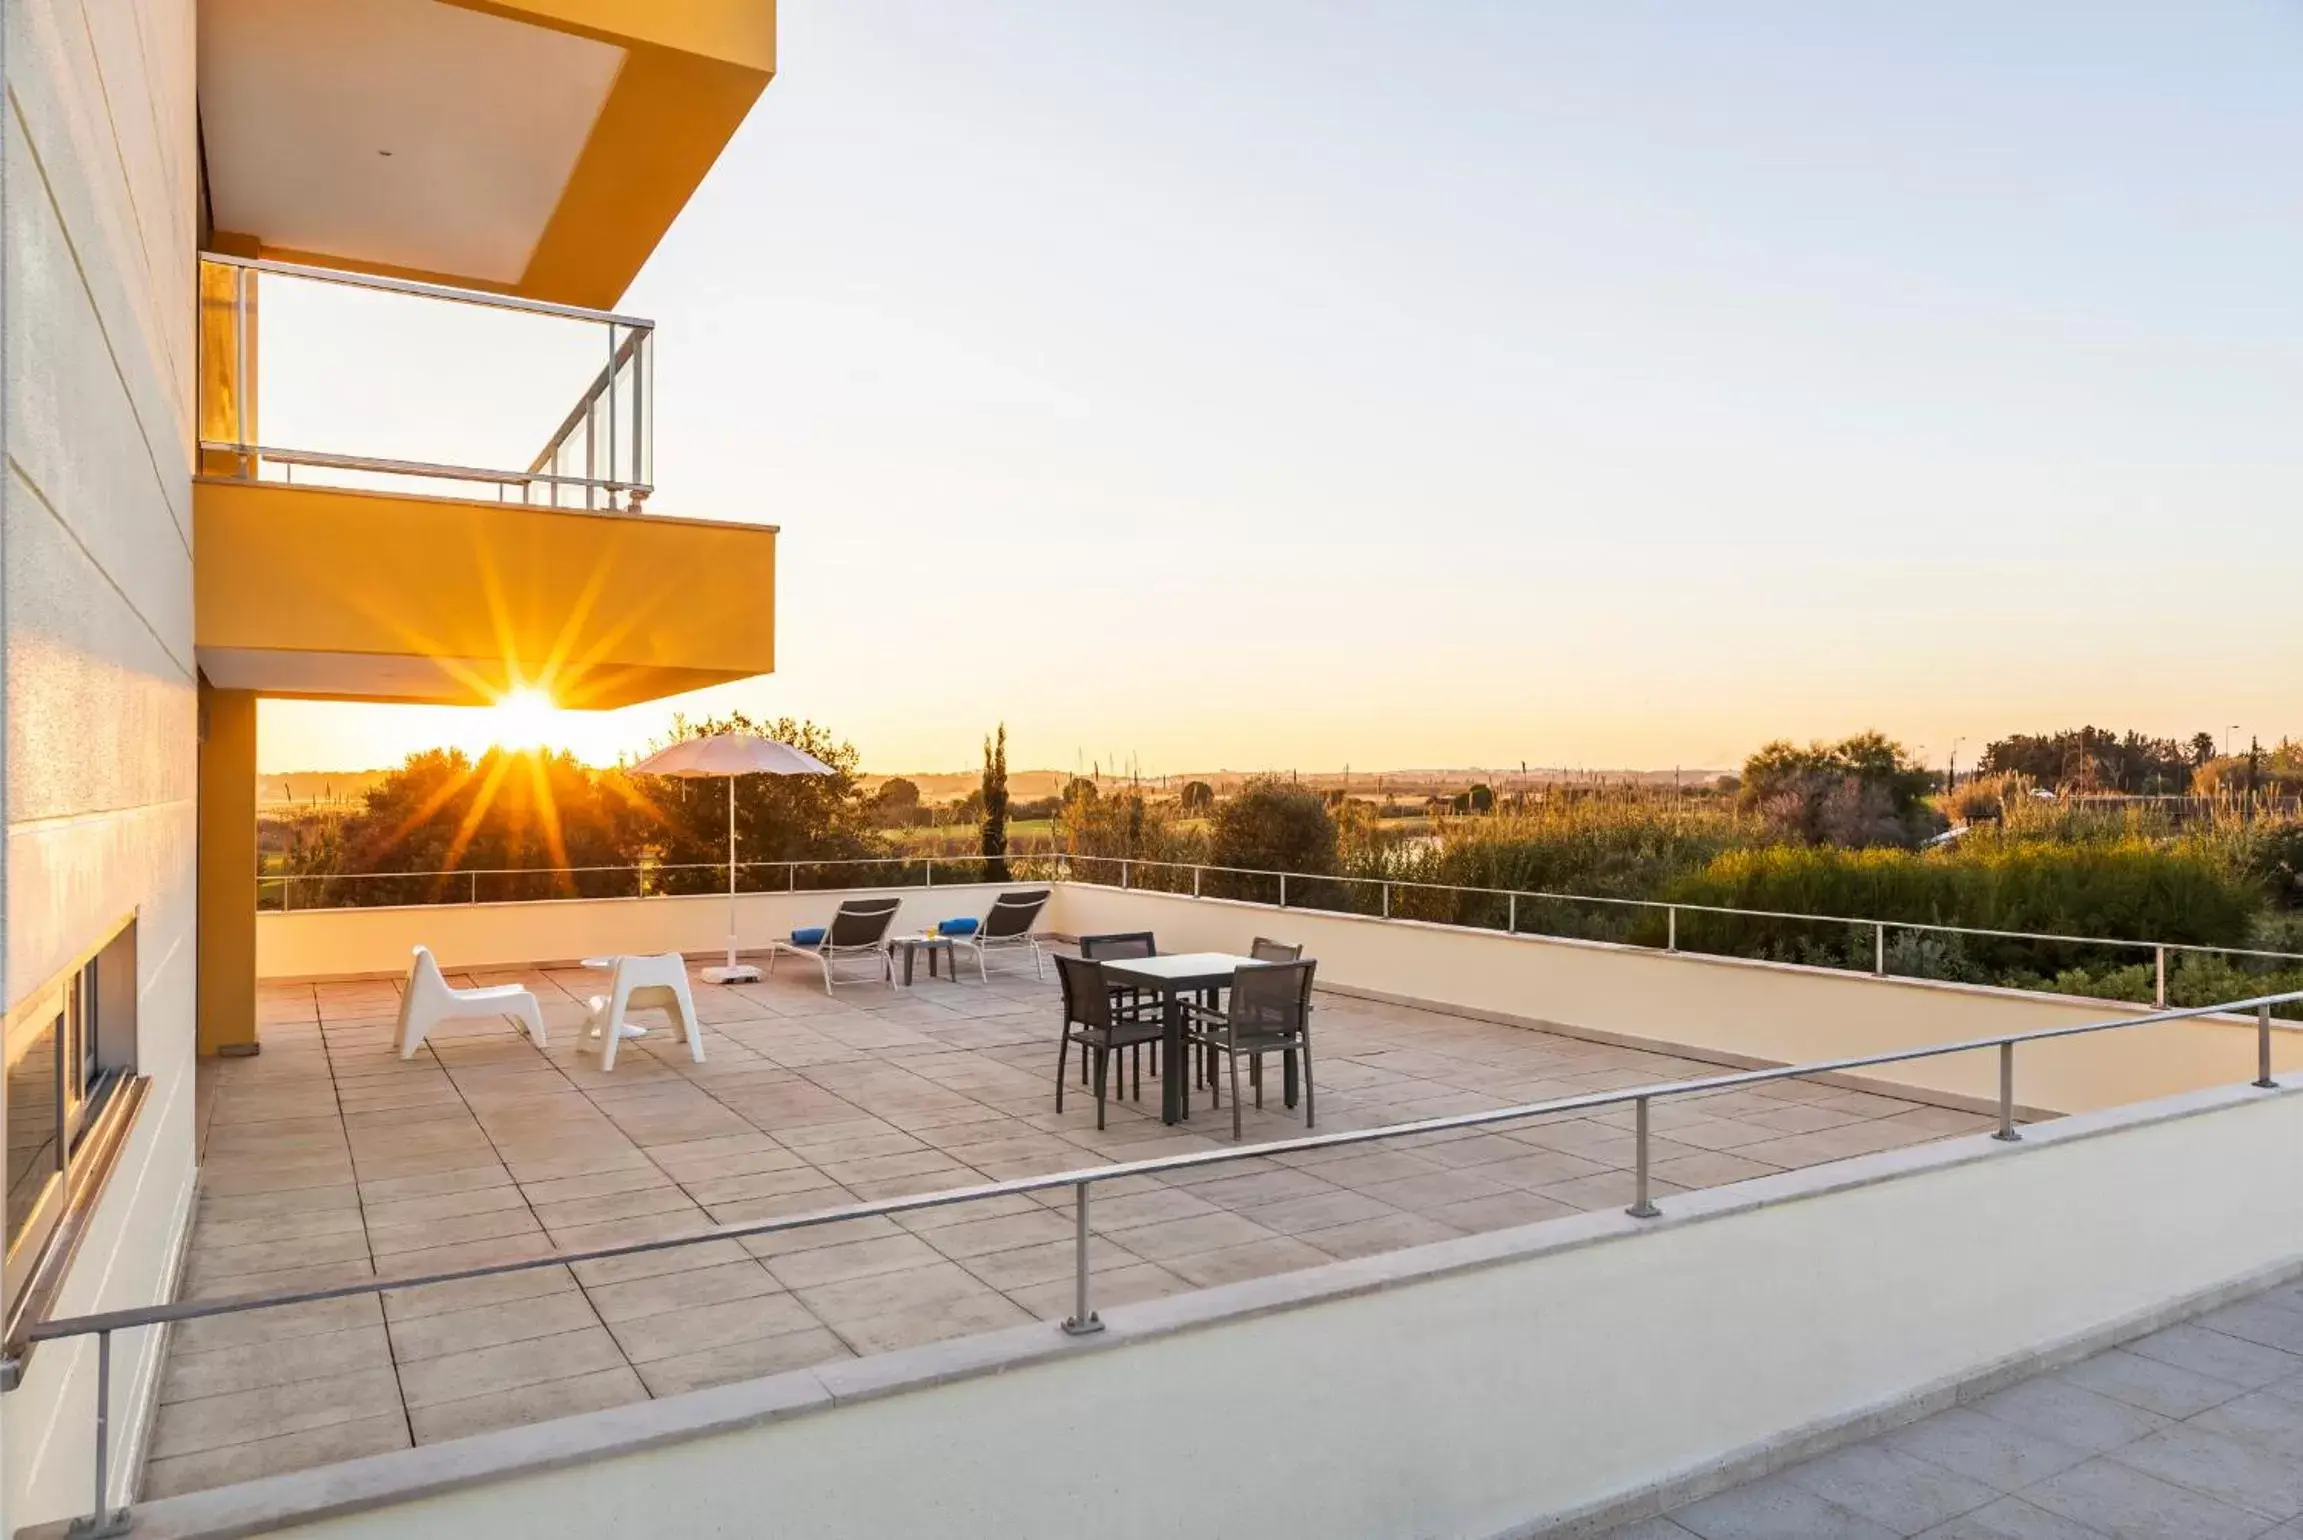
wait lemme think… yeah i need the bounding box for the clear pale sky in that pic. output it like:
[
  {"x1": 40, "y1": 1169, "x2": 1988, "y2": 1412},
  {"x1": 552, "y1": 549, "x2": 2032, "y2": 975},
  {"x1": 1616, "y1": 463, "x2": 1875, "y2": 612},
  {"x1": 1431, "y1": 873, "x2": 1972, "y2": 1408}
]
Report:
[{"x1": 259, "y1": 0, "x2": 2303, "y2": 779}]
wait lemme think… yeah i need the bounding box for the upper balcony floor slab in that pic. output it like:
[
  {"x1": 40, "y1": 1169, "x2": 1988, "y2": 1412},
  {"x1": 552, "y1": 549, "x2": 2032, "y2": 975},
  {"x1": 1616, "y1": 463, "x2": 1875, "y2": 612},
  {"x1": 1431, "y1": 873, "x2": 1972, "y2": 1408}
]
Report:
[{"x1": 193, "y1": 479, "x2": 775, "y2": 707}]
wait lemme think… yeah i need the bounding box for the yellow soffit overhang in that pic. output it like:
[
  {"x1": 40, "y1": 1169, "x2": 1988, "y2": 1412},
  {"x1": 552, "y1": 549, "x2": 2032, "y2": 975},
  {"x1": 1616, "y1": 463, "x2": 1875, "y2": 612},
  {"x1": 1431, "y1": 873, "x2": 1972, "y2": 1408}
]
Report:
[
  {"x1": 192, "y1": 478, "x2": 779, "y2": 710},
  {"x1": 213, "y1": 1, "x2": 774, "y2": 311}
]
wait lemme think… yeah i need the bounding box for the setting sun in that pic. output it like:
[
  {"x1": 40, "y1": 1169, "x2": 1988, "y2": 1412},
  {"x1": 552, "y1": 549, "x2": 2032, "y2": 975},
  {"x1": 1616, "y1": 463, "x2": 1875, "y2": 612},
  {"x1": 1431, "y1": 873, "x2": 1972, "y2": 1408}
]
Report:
[{"x1": 487, "y1": 687, "x2": 561, "y2": 751}]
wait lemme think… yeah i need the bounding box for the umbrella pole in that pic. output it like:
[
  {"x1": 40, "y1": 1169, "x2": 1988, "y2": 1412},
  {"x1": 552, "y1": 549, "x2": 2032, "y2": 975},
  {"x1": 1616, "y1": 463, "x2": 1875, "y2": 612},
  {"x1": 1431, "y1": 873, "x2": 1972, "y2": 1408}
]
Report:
[
  {"x1": 704, "y1": 771, "x2": 762, "y2": 984},
  {"x1": 726, "y1": 773, "x2": 738, "y2": 968}
]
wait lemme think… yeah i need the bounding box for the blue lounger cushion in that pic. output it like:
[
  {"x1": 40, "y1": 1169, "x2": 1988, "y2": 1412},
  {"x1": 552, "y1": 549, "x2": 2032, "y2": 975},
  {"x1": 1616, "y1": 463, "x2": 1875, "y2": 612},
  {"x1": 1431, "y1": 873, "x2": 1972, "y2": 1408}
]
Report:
[
  {"x1": 789, "y1": 926, "x2": 826, "y2": 946},
  {"x1": 936, "y1": 917, "x2": 980, "y2": 936}
]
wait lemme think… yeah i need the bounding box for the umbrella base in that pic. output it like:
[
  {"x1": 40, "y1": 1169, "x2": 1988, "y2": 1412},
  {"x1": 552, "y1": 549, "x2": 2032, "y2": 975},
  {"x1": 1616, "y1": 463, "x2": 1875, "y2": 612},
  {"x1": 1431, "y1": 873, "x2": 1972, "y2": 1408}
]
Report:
[{"x1": 702, "y1": 964, "x2": 762, "y2": 984}]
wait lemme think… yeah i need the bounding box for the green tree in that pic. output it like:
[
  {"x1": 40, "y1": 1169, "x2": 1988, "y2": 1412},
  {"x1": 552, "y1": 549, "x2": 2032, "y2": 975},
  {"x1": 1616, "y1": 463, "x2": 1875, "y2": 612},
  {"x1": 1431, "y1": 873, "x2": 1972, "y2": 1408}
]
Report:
[
  {"x1": 1740, "y1": 731, "x2": 1938, "y2": 848},
  {"x1": 980, "y1": 724, "x2": 1010, "y2": 882},
  {"x1": 1210, "y1": 777, "x2": 1338, "y2": 879},
  {"x1": 1977, "y1": 728, "x2": 2197, "y2": 794},
  {"x1": 868, "y1": 776, "x2": 923, "y2": 829},
  {"x1": 638, "y1": 712, "x2": 880, "y2": 893},
  {"x1": 320, "y1": 747, "x2": 645, "y2": 904},
  {"x1": 1062, "y1": 776, "x2": 1099, "y2": 810}
]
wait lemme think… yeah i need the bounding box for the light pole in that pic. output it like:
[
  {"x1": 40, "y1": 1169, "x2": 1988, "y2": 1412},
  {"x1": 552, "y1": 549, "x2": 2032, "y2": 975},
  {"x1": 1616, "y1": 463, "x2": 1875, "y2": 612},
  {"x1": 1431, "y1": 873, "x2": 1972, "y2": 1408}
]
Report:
[{"x1": 1948, "y1": 737, "x2": 1964, "y2": 792}]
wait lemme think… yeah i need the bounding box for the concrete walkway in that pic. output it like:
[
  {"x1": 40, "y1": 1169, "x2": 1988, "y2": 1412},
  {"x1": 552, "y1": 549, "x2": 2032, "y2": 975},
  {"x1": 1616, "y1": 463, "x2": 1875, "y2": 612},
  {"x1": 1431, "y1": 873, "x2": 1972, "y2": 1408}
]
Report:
[{"x1": 1610, "y1": 1274, "x2": 2303, "y2": 1539}]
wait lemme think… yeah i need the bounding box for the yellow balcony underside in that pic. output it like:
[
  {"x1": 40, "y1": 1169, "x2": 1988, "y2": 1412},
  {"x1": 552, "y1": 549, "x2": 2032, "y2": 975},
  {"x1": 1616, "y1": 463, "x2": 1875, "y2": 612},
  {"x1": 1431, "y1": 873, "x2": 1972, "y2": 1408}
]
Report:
[
  {"x1": 193, "y1": 480, "x2": 776, "y2": 709},
  {"x1": 201, "y1": 0, "x2": 775, "y2": 309}
]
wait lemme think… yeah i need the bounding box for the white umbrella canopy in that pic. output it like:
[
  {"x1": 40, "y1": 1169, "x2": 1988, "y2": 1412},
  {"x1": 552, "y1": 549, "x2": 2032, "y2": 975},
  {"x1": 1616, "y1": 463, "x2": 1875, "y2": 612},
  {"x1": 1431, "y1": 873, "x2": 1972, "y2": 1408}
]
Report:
[
  {"x1": 631, "y1": 734, "x2": 835, "y2": 981},
  {"x1": 629, "y1": 735, "x2": 835, "y2": 779}
]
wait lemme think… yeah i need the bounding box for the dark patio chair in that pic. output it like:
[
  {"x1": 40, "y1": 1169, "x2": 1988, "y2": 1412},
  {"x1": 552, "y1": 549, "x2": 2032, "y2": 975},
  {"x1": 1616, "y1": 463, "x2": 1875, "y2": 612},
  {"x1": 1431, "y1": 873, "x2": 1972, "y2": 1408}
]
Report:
[
  {"x1": 949, "y1": 889, "x2": 1051, "y2": 980},
  {"x1": 1054, "y1": 954, "x2": 1165, "y2": 1130},
  {"x1": 1078, "y1": 931, "x2": 1156, "y2": 962},
  {"x1": 1078, "y1": 931, "x2": 1160, "y2": 1081},
  {"x1": 764, "y1": 896, "x2": 901, "y2": 995},
  {"x1": 1244, "y1": 938, "x2": 1305, "y2": 1097},
  {"x1": 1183, "y1": 959, "x2": 1317, "y2": 1140}
]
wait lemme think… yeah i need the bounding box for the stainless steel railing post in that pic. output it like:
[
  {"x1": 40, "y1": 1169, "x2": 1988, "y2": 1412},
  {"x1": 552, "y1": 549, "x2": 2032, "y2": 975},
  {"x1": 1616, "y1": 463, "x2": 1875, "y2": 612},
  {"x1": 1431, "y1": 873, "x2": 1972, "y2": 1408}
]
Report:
[
  {"x1": 1278, "y1": 872, "x2": 1287, "y2": 909},
  {"x1": 2257, "y1": 1004, "x2": 2278, "y2": 1089},
  {"x1": 1626, "y1": 1097, "x2": 1660, "y2": 1218},
  {"x1": 1508, "y1": 893, "x2": 1518, "y2": 933},
  {"x1": 1061, "y1": 1182, "x2": 1102, "y2": 1336},
  {"x1": 1994, "y1": 1042, "x2": 2021, "y2": 1141},
  {"x1": 2155, "y1": 946, "x2": 2168, "y2": 1009},
  {"x1": 603, "y1": 324, "x2": 618, "y2": 496},
  {"x1": 234, "y1": 264, "x2": 252, "y2": 479},
  {"x1": 1874, "y1": 921, "x2": 1887, "y2": 977},
  {"x1": 1381, "y1": 881, "x2": 1391, "y2": 919},
  {"x1": 1192, "y1": 865, "x2": 1202, "y2": 898},
  {"x1": 1667, "y1": 905, "x2": 1677, "y2": 952},
  {"x1": 92, "y1": 1327, "x2": 109, "y2": 1522},
  {"x1": 72, "y1": 1327, "x2": 128, "y2": 1538}
]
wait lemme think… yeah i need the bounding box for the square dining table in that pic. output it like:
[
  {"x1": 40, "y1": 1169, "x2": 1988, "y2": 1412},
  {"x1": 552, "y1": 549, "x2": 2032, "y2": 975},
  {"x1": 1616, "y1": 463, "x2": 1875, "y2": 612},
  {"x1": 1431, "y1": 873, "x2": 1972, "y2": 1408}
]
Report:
[{"x1": 1101, "y1": 952, "x2": 1296, "y2": 1125}]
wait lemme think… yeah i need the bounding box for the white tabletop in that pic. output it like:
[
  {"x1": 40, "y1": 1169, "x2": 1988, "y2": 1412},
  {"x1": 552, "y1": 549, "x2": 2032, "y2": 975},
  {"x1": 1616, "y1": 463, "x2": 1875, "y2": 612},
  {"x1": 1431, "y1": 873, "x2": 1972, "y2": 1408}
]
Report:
[{"x1": 1100, "y1": 952, "x2": 1254, "y2": 984}]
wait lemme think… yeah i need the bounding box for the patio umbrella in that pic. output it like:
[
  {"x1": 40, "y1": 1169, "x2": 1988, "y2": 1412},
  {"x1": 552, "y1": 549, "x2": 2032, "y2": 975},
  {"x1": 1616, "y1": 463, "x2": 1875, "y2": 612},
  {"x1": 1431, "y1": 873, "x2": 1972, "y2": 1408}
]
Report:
[{"x1": 631, "y1": 734, "x2": 834, "y2": 983}]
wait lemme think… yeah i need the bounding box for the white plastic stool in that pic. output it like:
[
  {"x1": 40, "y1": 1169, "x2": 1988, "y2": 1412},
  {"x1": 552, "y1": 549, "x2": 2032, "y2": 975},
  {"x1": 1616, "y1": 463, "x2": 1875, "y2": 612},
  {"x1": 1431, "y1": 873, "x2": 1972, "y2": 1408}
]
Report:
[{"x1": 582, "y1": 953, "x2": 705, "y2": 1071}]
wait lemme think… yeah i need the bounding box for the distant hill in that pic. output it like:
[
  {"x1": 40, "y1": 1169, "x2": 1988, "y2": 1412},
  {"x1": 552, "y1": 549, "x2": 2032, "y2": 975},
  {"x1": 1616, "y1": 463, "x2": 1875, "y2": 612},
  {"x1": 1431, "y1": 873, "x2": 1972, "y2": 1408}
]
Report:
[
  {"x1": 859, "y1": 770, "x2": 1069, "y2": 803},
  {"x1": 260, "y1": 770, "x2": 391, "y2": 810},
  {"x1": 859, "y1": 766, "x2": 1729, "y2": 804}
]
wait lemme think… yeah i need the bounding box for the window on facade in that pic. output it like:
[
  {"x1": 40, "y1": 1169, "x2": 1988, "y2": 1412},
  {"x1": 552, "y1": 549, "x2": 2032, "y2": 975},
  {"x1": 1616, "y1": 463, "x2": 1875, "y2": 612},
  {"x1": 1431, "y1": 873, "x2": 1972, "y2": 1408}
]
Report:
[
  {"x1": 4, "y1": 922, "x2": 137, "y2": 1299},
  {"x1": 4, "y1": 1007, "x2": 62, "y2": 1261}
]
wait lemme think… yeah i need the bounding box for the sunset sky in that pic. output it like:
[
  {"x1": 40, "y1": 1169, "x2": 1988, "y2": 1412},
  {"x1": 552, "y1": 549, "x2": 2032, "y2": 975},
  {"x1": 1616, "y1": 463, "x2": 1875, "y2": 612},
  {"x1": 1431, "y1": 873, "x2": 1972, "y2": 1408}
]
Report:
[{"x1": 259, "y1": 1, "x2": 2303, "y2": 779}]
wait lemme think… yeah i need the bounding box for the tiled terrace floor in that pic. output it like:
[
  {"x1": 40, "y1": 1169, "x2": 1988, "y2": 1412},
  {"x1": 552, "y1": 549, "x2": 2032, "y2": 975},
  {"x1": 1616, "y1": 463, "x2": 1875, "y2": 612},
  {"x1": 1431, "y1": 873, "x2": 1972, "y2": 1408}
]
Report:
[
  {"x1": 154, "y1": 953, "x2": 1989, "y2": 1500},
  {"x1": 1607, "y1": 1272, "x2": 2303, "y2": 1539}
]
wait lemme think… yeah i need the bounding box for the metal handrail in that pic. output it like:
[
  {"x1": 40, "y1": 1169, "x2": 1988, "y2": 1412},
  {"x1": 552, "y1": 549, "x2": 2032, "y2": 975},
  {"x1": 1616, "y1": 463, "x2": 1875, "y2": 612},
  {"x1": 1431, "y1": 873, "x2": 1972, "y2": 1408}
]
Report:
[
  {"x1": 195, "y1": 442, "x2": 648, "y2": 499},
  {"x1": 254, "y1": 853, "x2": 2303, "y2": 1010},
  {"x1": 197, "y1": 252, "x2": 657, "y2": 512},
  {"x1": 1060, "y1": 854, "x2": 2303, "y2": 966},
  {"x1": 527, "y1": 325, "x2": 648, "y2": 483},
  {"x1": 255, "y1": 855, "x2": 1070, "y2": 909},
  {"x1": 198, "y1": 251, "x2": 653, "y2": 327},
  {"x1": 18, "y1": 989, "x2": 2299, "y2": 1536},
  {"x1": 257, "y1": 856, "x2": 1062, "y2": 886}
]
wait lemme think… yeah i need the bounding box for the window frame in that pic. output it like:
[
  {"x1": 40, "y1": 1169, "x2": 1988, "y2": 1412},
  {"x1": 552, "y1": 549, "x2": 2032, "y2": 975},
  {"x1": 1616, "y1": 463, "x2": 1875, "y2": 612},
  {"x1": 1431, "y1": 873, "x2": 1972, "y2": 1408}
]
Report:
[{"x1": 3, "y1": 917, "x2": 145, "y2": 1367}]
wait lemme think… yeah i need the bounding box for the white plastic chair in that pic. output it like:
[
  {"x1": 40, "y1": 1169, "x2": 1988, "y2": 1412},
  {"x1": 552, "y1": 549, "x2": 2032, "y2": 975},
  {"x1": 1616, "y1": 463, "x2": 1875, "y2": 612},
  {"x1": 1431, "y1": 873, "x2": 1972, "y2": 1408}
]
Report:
[
  {"x1": 582, "y1": 953, "x2": 704, "y2": 1072},
  {"x1": 396, "y1": 946, "x2": 546, "y2": 1059}
]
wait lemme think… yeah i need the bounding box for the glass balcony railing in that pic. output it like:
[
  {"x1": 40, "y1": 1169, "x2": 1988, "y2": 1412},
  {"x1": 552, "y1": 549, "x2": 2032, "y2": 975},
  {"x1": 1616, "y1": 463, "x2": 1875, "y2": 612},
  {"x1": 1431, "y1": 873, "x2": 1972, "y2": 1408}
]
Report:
[{"x1": 197, "y1": 253, "x2": 654, "y2": 511}]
